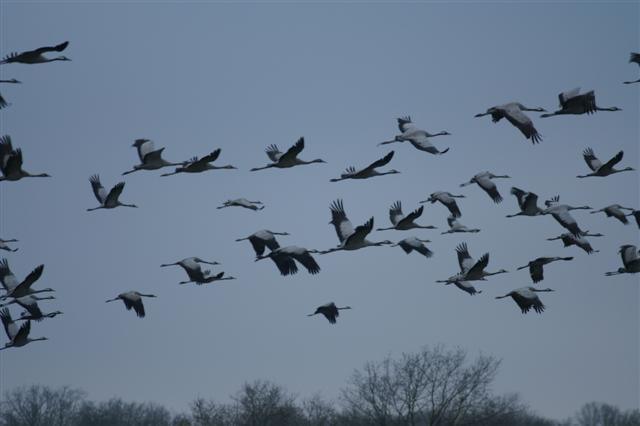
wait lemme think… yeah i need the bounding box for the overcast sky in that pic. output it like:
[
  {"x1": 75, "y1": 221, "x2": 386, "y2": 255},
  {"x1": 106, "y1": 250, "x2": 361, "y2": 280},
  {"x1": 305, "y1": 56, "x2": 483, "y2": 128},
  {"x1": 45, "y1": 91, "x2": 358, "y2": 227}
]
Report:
[{"x1": 0, "y1": 0, "x2": 638, "y2": 420}]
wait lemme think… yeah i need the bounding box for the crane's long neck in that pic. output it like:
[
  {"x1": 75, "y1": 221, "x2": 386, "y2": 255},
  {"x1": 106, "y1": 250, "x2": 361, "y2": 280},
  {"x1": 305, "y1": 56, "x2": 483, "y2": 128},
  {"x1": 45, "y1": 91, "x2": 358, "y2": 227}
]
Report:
[
  {"x1": 596, "y1": 106, "x2": 621, "y2": 111},
  {"x1": 250, "y1": 164, "x2": 274, "y2": 172}
]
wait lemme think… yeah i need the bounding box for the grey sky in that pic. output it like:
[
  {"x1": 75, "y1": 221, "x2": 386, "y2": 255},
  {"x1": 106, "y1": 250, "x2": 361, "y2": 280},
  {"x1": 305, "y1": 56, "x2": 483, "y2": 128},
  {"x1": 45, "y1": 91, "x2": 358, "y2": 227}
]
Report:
[{"x1": 0, "y1": 1, "x2": 638, "y2": 420}]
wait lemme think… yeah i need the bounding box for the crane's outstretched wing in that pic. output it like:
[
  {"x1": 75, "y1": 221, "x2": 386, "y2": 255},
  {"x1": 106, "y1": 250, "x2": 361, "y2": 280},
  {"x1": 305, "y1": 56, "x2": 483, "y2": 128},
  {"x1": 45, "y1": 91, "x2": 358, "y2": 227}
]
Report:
[
  {"x1": 104, "y1": 182, "x2": 126, "y2": 206},
  {"x1": 363, "y1": 151, "x2": 394, "y2": 173},
  {"x1": 330, "y1": 199, "x2": 354, "y2": 243},
  {"x1": 279, "y1": 138, "x2": 305, "y2": 164},
  {"x1": 89, "y1": 175, "x2": 107, "y2": 204}
]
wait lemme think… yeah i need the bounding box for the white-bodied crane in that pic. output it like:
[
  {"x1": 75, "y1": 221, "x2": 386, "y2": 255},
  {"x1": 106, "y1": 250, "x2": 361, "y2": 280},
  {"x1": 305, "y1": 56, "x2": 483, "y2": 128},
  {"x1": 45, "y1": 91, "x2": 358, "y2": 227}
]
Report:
[
  {"x1": 475, "y1": 102, "x2": 545, "y2": 144},
  {"x1": 547, "y1": 232, "x2": 603, "y2": 254},
  {"x1": 516, "y1": 256, "x2": 573, "y2": 283},
  {"x1": 217, "y1": 198, "x2": 264, "y2": 211},
  {"x1": 87, "y1": 175, "x2": 137, "y2": 211},
  {"x1": 460, "y1": 171, "x2": 510, "y2": 204},
  {"x1": 122, "y1": 139, "x2": 184, "y2": 175},
  {"x1": 105, "y1": 291, "x2": 156, "y2": 318},
  {"x1": 321, "y1": 199, "x2": 392, "y2": 254},
  {"x1": 495, "y1": 287, "x2": 554, "y2": 314},
  {"x1": 577, "y1": 148, "x2": 634, "y2": 178},
  {"x1": 379, "y1": 116, "x2": 450, "y2": 155},
  {"x1": 421, "y1": 191, "x2": 465, "y2": 218},
  {"x1": 255, "y1": 246, "x2": 321, "y2": 276},
  {"x1": 540, "y1": 88, "x2": 621, "y2": 117},
  {"x1": 236, "y1": 230, "x2": 290, "y2": 257},
  {"x1": 376, "y1": 201, "x2": 436, "y2": 231},
  {"x1": 0, "y1": 238, "x2": 18, "y2": 252},
  {"x1": 391, "y1": 237, "x2": 433, "y2": 258},
  {"x1": 441, "y1": 216, "x2": 481, "y2": 234},
  {"x1": 160, "y1": 257, "x2": 221, "y2": 284},
  {"x1": 0, "y1": 309, "x2": 47, "y2": 350},
  {"x1": 590, "y1": 204, "x2": 635, "y2": 224},
  {"x1": 542, "y1": 196, "x2": 592, "y2": 236},
  {"x1": 605, "y1": 245, "x2": 640, "y2": 276},
  {"x1": 0, "y1": 135, "x2": 51, "y2": 182},
  {"x1": 330, "y1": 151, "x2": 399, "y2": 182},
  {"x1": 161, "y1": 148, "x2": 236, "y2": 176},
  {"x1": 506, "y1": 187, "x2": 544, "y2": 217},
  {"x1": 0, "y1": 259, "x2": 52, "y2": 301},
  {"x1": 250, "y1": 137, "x2": 326, "y2": 171},
  {"x1": 437, "y1": 242, "x2": 507, "y2": 283}
]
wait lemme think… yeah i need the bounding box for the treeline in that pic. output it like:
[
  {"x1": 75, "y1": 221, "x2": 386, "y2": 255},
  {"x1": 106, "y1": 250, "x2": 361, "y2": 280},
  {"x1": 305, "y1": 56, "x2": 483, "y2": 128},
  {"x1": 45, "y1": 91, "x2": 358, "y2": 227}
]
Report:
[{"x1": 1, "y1": 346, "x2": 637, "y2": 426}]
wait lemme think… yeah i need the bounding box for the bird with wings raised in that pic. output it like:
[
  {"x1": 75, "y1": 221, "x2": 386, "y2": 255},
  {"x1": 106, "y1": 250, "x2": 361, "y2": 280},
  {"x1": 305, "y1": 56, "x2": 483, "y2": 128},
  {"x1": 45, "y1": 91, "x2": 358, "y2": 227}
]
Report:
[
  {"x1": 87, "y1": 175, "x2": 138, "y2": 211},
  {"x1": 379, "y1": 116, "x2": 450, "y2": 155},
  {"x1": 330, "y1": 151, "x2": 399, "y2": 182}
]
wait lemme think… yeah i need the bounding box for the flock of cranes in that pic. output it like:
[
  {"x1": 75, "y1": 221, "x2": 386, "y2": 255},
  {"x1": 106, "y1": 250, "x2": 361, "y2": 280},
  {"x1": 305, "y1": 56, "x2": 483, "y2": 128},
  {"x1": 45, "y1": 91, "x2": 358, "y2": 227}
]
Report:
[{"x1": 0, "y1": 41, "x2": 638, "y2": 351}]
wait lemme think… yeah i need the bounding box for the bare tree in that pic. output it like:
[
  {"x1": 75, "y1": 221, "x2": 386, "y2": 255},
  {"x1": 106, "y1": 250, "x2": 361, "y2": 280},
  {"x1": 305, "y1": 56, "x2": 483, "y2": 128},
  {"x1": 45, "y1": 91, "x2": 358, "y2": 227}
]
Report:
[
  {"x1": 341, "y1": 345, "x2": 506, "y2": 426},
  {"x1": 301, "y1": 394, "x2": 339, "y2": 426},
  {"x1": 232, "y1": 380, "x2": 303, "y2": 426},
  {"x1": 75, "y1": 398, "x2": 171, "y2": 426},
  {"x1": 0, "y1": 385, "x2": 85, "y2": 426},
  {"x1": 574, "y1": 402, "x2": 640, "y2": 426}
]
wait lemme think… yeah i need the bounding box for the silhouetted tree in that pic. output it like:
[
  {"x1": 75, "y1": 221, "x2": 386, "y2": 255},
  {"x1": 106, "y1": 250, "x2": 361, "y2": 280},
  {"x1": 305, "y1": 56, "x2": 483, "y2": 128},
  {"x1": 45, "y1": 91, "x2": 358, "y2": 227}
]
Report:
[
  {"x1": 574, "y1": 402, "x2": 640, "y2": 426},
  {"x1": 341, "y1": 345, "x2": 506, "y2": 426},
  {"x1": 0, "y1": 385, "x2": 85, "y2": 426},
  {"x1": 75, "y1": 398, "x2": 172, "y2": 426}
]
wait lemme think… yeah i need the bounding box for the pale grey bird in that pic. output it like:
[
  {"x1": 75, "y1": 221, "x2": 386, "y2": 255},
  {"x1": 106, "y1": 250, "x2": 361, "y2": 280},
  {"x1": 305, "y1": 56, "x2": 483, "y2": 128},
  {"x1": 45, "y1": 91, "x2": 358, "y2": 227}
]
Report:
[
  {"x1": 0, "y1": 41, "x2": 70, "y2": 64},
  {"x1": 506, "y1": 187, "x2": 544, "y2": 217},
  {"x1": 391, "y1": 237, "x2": 433, "y2": 258},
  {"x1": 161, "y1": 148, "x2": 236, "y2": 176},
  {"x1": 540, "y1": 88, "x2": 621, "y2": 117},
  {"x1": 546, "y1": 232, "x2": 603, "y2": 255},
  {"x1": 236, "y1": 230, "x2": 290, "y2": 257},
  {"x1": 516, "y1": 256, "x2": 573, "y2": 283},
  {"x1": 0, "y1": 309, "x2": 47, "y2": 350},
  {"x1": 542, "y1": 196, "x2": 591, "y2": 236},
  {"x1": 474, "y1": 102, "x2": 545, "y2": 144},
  {"x1": 624, "y1": 52, "x2": 640, "y2": 84},
  {"x1": 255, "y1": 246, "x2": 321, "y2": 276},
  {"x1": 0, "y1": 295, "x2": 61, "y2": 322},
  {"x1": 0, "y1": 238, "x2": 18, "y2": 253},
  {"x1": 250, "y1": 137, "x2": 326, "y2": 171},
  {"x1": 444, "y1": 280, "x2": 482, "y2": 296},
  {"x1": 460, "y1": 171, "x2": 510, "y2": 203},
  {"x1": 217, "y1": 198, "x2": 264, "y2": 211},
  {"x1": 87, "y1": 175, "x2": 137, "y2": 211},
  {"x1": 590, "y1": 204, "x2": 635, "y2": 224},
  {"x1": 577, "y1": 148, "x2": 634, "y2": 178},
  {"x1": 0, "y1": 260, "x2": 52, "y2": 301},
  {"x1": 321, "y1": 199, "x2": 392, "y2": 254},
  {"x1": 0, "y1": 79, "x2": 21, "y2": 109},
  {"x1": 307, "y1": 302, "x2": 351, "y2": 324},
  {"x1": 330, "y1": 151, "x2": 399, "y2": 182},
  {"x1": 0, "y1": 136, "x2": 51, "y2": 182},
  {"x1": 441, "y1": 215, "x2": 481, "y2": 234},
  {"x1": 105, "y1": 291, "x2": 156, "y2": 318},
  {"x1": 605, "y1": 245, "x2": 640, "y2": 276},
  {"x1": 436, "y1": 242, "x2": 507, "y2": 283},
  {"x1": 379, "y1": 116, "x2": 450, "y2": 155},
  {"x1": 376, "y1": 201, "x2": 437, "y2": 231},
  {"x1": 495, "y1": 287, "x2": 554, "y2": 314},
  {"x1": 160, "y1": 257, "x2": 221, "y2": 284},
  {"x1": 122, "y1": 139, "x2": 184, "y2": 175},
  {"x1": 421, "y1": 191, "x2": 465, "y2": 218}
]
